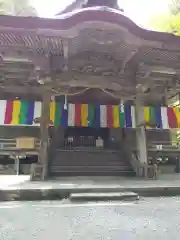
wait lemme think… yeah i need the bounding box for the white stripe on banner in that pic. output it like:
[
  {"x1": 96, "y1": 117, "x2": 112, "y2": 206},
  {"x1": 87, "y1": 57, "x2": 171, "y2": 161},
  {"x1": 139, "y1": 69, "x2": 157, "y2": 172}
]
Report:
[
  {"x1": 33, "y1": 101, "x2": 42, "y2": 126},
  {"x1": 161, "y1": 107, "x2": 169, "y2": 129},
  {"x1": 120, "y1": 104, "x2": 124, "y2": 113},
  {"x1": 131, "y1": 106, "x2": 136, "y2": 128},
  {"x1": 100, "y1": 105, "x2": 107, "y2": 128},
  {"x1": 68, "y1": 104, "x2": 75, "y2": 126},
  {"x1": 0, "y1": 100, "x2": 6, "y2": 125}
]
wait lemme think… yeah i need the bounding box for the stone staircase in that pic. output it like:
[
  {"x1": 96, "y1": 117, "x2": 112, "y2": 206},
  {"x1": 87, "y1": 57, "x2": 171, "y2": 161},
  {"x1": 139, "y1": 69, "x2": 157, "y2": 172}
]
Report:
[
  {"x1": 48, "y1": 126, "x2": 135, "y2": 177},
  {"x1": 49, "y1": 147, "x2": 135, "y2": 177}
]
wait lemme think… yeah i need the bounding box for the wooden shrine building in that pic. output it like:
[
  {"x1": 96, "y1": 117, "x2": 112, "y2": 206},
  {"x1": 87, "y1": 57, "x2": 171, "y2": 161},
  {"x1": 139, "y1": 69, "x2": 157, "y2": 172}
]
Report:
[{"x1": 0, "y1": 0, "x2": 180, "y2": 179}]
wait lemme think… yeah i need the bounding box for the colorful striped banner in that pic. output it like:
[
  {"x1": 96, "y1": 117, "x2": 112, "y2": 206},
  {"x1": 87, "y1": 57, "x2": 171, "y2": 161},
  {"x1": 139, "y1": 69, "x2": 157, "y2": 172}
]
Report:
[
  {"x1": 4, "y1": 100, "x2": 36, "y2": 125},
  {"x1": 112, "y1": 105, "x2": 119, "y2": 128},
  {"x1": 100, "y1": 105, "x2": 107, "y2": 128},
  {"x1": 81, "y1": 104, "x2": 88, "y2": 127},
  {"x1": 48, "y1": 102, "x2": 68, "y2": 128},
  {"x1": 1, "y1": 100, "x2": 180, "y2": 129}
]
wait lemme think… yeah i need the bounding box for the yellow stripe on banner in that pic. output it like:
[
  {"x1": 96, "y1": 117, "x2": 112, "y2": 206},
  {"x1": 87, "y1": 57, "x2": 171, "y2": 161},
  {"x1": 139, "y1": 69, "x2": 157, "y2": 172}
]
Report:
[
  {"x1": 11, "y1": 100, "x2": 21, "y2": 124},
  {"x1": 113, "y1": 105, "x2": 120, "y2": 128},
  {"x1": 173, "y1": 107, "x2": 180, "y2": 128},
  {"x1": 50, "y1": 101, "x2": 55, "y2": 124},
  {"x1": 81, "y1": 104, "x2": 88, "y2": 127},
  {"x1": 144, "y1": 107, "x2": 150, "y2": 128},
  {"x1": 144, "y1": 107, "x2": 150, "y2": 122}
]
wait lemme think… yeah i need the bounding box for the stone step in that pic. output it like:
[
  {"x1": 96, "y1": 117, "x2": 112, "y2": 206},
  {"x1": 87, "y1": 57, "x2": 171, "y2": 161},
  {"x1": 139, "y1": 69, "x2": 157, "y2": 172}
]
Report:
[
  {"x1": 50, "y1": 171, "x2": 135, "y2": 177},
  {"x1": 70, "y1": 192, "x2": 139, "y2": 201},
  {"x1": 50, "y1": 165, "x2": 132, "y2": 170},
  {"x1": 50, "y1": 148, "x2": 134, "y2": 177},
  {"x1": 50, "y1": 167, "x2": 134, "y2": 175}
]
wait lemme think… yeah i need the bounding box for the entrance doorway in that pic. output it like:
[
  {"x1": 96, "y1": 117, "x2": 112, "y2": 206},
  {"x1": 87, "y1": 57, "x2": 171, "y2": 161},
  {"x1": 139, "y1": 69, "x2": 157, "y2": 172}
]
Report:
[{"x1": 64, "y1": 127, "x2": 110, "y2": 148}]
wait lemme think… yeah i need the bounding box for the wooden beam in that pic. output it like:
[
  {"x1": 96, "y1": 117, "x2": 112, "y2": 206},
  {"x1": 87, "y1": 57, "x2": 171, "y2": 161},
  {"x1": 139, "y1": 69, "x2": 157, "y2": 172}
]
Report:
[
  {"x1": 53, "y1": 72, "x2": 131, "y2": 91},
  {"x1": 0, "y1": 86, "x2": 42, "y2": 94},
  {"x1": 39, "y1": 92, "x2": 51, "y2": 180}
]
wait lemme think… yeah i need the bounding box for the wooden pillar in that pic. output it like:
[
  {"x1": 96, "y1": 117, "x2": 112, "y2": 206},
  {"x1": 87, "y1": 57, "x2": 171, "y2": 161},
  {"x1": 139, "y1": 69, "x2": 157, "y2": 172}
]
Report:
[
  {"x1": 162, "y1": 87, "x2": 168, "y2": 106},
  {"x1": 40, "y1": 93, "x2": 51, "y2": 180},
  {"x1": 135, "y1": 96, "x2": 148, "y2": 164}
]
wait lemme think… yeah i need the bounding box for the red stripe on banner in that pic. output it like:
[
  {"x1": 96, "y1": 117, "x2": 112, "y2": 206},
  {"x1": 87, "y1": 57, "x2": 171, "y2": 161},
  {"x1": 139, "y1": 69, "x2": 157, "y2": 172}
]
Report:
[
  {"x1": 107, "y1": 105, "x2": 113, "y2": 128},
  {"x1": 75, "y1": 104, "x2": 81, "y2": 127},
  {"x1": 4, "y1": 100, "x2": 13, "y2": 124},
  {"x1": 167, "y1": 107, "x2": 178, "y2": 128}
]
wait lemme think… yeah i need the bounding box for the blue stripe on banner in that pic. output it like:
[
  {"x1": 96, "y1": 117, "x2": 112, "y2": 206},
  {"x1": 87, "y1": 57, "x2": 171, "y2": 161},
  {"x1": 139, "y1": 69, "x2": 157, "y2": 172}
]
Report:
[
  {"x1": 59, "y1": 103, "x2": 64, "y2": 126},
  {"x1": 95, "y1": 104, "x2": 100, "y2": 128},
  {"x1": 124, "y1": 105, "x2": 132, "y2": 127},
  {"x1": 61, "y1": 106, "x2": 68, "y2": 128},
  {"x1": 155, "y1": 106, "x2": 162, "y2": 129},
  {"x1": 26, "y1": 101, "x2": 34, "y2": 125}
]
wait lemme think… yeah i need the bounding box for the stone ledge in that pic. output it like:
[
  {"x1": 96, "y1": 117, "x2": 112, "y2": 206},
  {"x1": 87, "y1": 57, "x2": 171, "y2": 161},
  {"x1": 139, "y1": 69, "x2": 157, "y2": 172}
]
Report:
[
  {"x1": 70, "y1": 192, "x2": 139, "y2": 201},
  {"x1": 1, "y1": 185, "x2": 180, "y2": 201}
]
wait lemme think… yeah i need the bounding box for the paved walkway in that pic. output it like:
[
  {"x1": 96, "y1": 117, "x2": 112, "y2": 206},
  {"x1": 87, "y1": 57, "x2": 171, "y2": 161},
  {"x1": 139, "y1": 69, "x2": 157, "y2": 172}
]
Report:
[
  {"x1": 0, "y1": 175, "x2": 30, "y2": 189},
  {"x1": 0, "y1": 174, "x2": 180, "y2": 201},
  {"x1": 1, "y1": 174, "x2": 180, "y2": 190},
  {"x1": 0, "y1": 197, "x2": 179, "y2": 239}
]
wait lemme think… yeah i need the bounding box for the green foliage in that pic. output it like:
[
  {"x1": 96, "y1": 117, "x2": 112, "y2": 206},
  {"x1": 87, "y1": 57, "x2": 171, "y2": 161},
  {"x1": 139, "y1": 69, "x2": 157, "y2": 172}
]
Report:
[
  {"x1": 149, "y1": 0, "x2": 180, "y2": 35},
  {"x1": 169, "y1": 0, "x2": 180, "y2": 14},
  {"x1": 0, "y1": 0, "x2": 37, "y2": 16},
  {"x1": 150, "y1": 13, "x2": 180, "y2": 35}
]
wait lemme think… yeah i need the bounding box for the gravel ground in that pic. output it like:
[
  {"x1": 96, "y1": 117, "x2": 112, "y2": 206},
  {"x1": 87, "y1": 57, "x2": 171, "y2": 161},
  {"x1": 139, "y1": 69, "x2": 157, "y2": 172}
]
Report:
[{"x1": 0, "y1": 197, "x2": 180, "y2": 239}]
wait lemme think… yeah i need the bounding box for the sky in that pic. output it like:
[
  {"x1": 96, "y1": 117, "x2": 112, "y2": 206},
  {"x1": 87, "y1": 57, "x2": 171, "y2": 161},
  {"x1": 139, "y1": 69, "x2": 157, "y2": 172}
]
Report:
[{"x1": 31, "y1": 0, "x2": 170, "y2": 26}]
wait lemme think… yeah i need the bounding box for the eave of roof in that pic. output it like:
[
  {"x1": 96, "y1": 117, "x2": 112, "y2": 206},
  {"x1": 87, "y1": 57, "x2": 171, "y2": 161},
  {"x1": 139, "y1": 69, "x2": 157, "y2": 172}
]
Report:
[{"x1": 0, "y1": 7, "x2": 179, "y2": 46}]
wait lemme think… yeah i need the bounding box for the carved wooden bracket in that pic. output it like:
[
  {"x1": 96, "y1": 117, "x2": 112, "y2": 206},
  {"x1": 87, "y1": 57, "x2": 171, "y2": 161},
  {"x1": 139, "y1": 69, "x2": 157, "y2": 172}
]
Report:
[
  {"x1": 33, "y1": 117, "x2": 53, "y2": 126},
  {"x1": 137, "y1": 121, "x2": 158, "y2": 128}
]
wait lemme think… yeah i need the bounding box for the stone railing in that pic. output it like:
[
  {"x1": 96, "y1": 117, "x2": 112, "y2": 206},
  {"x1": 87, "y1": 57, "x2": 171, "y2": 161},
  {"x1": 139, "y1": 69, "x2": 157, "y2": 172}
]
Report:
[
  {"x1": 131, "y1": 141, "x2": 180, "y2": 153},
  {"x1": 0, "y1": 138, "x2": 40, "y2": 151},
  {"x1": 148, "y1": 141, "x2": 180, "y2": 151},
  {"x1": 120, "y1": 140, "x2": 157, "y2": 179},
  {"x1": 131, "y1": 151, "x2": 158, "y2": 179}
]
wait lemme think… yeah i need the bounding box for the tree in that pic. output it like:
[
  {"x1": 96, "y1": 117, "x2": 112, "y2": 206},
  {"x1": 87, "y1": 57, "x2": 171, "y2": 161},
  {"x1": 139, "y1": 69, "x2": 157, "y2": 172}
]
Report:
[
  {"x1": 149, "y1": 0, "x2": 180, "y2": 36},
  {"x1": 0, "y1": 0, "x2": 37, "y2": 16},
  {"x1": 150, "y1": 13, "x2": 180, "y2": 35},
  {"x1": 169, "y1": 0, "x2": 180, "y2": 15}
]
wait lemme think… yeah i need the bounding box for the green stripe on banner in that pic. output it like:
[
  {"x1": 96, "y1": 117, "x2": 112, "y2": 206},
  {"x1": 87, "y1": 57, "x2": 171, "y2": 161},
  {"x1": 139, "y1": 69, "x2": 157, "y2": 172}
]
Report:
[
  {"x1": 59, "y1": 103, "x2": 64, "y2": 126},
  {"x1": 150, "y1": 106, "x2": 156, "y2": 125},
  {"x1": 119, "y1": 110, "x2": 125, "y2": 128},
  {"x1": 88, "y1": 104, "x2": 95, "y2": 127},
  {"x1": 19, "y1": 100, "x2": 29, "y2": 124},
  {"x1": 54, "y1": 102, "x2": 61, "y2": 127}
]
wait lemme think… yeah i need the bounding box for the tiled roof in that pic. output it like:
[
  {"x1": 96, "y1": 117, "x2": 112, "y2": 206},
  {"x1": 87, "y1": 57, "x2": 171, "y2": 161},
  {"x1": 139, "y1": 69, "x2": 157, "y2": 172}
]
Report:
[
  {"x1": 0, "y1": 7, "x2": 179, "y2": 100},
  {"x1": 0, "y1": 31, "x2": 63, "y2": 55},
  {"x1": 0, "y1": 7, "x2": 179, "y2": 46}
]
